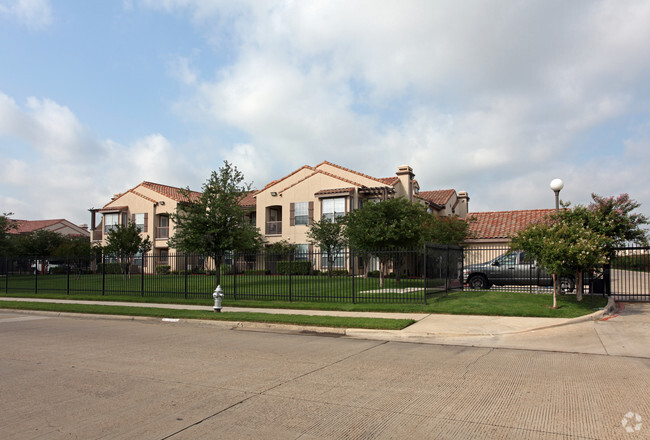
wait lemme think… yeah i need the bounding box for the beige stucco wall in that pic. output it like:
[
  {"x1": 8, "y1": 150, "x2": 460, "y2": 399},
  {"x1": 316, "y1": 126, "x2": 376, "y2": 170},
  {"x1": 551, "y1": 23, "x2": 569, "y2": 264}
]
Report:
[
  {"x1": 97, "y1": 185, "x2": 179, "y2": 250},
  {"x1": 257, "y1": 171, "x2": 369, "y2": 246}
]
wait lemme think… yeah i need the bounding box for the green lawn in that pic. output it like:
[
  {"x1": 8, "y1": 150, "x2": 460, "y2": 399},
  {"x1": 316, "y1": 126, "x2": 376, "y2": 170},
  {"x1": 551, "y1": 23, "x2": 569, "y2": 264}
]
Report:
[
  {"x1": 0, "y1": 300, "x2": 414, "y2": 330},
  {"x1": 2, "y1": 273, "x2": 442, "y2": 303},
  {"x1": 1, "y1": 289, "x2": 608, "y2": 319}
]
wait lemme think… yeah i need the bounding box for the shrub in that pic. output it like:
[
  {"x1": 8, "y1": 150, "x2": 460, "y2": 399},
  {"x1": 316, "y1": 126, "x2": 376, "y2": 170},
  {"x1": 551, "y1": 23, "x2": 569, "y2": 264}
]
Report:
[
  {"x1": 276, "y1": 260, "x2": 312, "y2": 275},
  {"x1": 155, "y1": 265, "x2": 171, "y2": 275},
  {"x1": 220, "y1": 264, "x2": 233, "y2": 275},
  {"x1": 318, "y1": 269, "x2": 349, "y2": 276}
]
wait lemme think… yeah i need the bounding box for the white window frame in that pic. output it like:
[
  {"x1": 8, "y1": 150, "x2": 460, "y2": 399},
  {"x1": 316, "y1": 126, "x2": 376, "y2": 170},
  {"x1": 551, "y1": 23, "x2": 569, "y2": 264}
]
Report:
[
  {"x1": 104, "y1": 213, "x2": 119, "y2": 234},
  {"x1": 294, "y1": 202, "x2": 309, "y2": 226},
  {"x1": 322, "y1": 197, "x2": 346, "y2": 222}
]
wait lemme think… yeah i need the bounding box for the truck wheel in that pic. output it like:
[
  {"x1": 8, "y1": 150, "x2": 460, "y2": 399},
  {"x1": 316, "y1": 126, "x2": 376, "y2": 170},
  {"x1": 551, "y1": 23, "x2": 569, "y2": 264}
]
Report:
[
  {"x1": 467, "y1": 275, "x2": 489, "y2": 290},
  {"x1": 559, "y1": 276, "x2": 575, "y2": 293}
]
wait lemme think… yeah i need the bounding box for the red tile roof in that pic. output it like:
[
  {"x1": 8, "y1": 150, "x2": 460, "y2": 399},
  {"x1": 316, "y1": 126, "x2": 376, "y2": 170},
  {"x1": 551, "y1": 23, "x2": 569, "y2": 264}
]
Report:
[
  {"x1": 315, "y1": 161, "x2": 396, "y2": 187},
  {"x1": 9, "y1": 219, "x2": 89, "y2": 237},
  {"x1": 314, "y1": 188, "x2": 356, "y2": 196},
  {"x1": 239, "y1": 191, "x2": 257, "y2": 208},
  {"x1": 10, "y1": 219, "x2": 64, "y2": 234},
  {"x1": 417, "y1": 189, "x2": 456, "y2": 206},
  {"x1": 140, "y1": 181, "x2": 202, "y2": 202},
  {"x1": 467, "y1": 209, "x2": 554, "y2": 240}
]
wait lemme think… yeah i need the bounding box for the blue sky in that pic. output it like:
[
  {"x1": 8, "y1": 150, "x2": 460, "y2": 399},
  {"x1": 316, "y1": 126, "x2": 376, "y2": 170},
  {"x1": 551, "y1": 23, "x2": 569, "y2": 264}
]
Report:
[{"x1": 2, "y1": 0, "x2": 650, "y2": 226}]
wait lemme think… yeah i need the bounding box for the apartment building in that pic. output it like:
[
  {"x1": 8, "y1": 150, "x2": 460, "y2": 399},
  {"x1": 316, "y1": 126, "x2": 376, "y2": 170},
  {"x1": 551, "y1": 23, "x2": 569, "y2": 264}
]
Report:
[{"x1": 90, "y1": 162, "x2": 469, "y2": 264}]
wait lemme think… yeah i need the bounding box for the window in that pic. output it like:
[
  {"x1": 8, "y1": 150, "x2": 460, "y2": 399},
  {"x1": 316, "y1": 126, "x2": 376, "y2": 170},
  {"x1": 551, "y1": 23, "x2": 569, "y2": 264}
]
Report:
[
  {"x1": 295, "y1": 244, "x2": 309, "y2": 261},
  {"x1": 104, "y1": 213, "x2": 118, "y2": 234},
  {"x1": 498, "y1": 253, "x2": 518, "y2": 265},
  {"x1": 134, "y1": 213, "x2": 145, "y2": 232},
  {"x1": 322, "y1": 250, "x2": 345, "y2": 268},
  {"x1": 134, "y1": 251, "x2": 143, "y2": 267},
  {"x1": 158, "y1": 215, "x2": 169, "y2": 239},
  {"x1": 159, "y1": 249, "x2": 168, "y2": 264},
  {"x1": 294, "y1": 202, "x2": 309, "y2": 225},
  {"x1": 322, "y1": 197, "x2": 346, "y2": 222}
]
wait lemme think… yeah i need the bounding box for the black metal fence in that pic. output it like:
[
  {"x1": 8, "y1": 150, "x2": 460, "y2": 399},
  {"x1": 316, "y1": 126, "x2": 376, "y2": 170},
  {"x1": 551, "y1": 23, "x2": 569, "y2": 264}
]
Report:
[
  {"x1": 610, "y1": 246, "x2": 650, "y2": 302},
  {"x1": 464, "y1": 245, "x2": 650, "y2": 301},
  {"x1": 0, "y1": 244, "x2": 463, "y2": 304},
  {"x1": 3, "y1": 245, "x2": 647, "y2": 303}
]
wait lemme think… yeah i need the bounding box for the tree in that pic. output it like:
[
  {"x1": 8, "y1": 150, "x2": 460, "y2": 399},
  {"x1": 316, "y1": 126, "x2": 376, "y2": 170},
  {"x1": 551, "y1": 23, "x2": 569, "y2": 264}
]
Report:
[
  {"x1": 104, "y1": 222, "x2": 152, "y2": 279},
  {"x1": 306, "y1": 219, "x2": 346, "y2": 278},
  {"x1": 422, "y1": 215, "x2": 471, "y2": 245},
  {"x1": 576, "y1": 193, "x2": 648, "y2": 259},
  {"x1": 0, "y1": 213, "x2": 17, "y2": 256},
  {"x1": 345, "y1": 198, "x2": 430, "y2": 286},
  {"x1": 15, "y1": 229, "x2": 65, "y2": 258},
  {"x1": 510, "y1": 220, "x2": 609, "y2": 307},
  {"x1": 169, "y1": 161, "x2": 263, "y2": 286},
  {"x1": 510, "y1": 193, "x2": 648, "y2": 306}
]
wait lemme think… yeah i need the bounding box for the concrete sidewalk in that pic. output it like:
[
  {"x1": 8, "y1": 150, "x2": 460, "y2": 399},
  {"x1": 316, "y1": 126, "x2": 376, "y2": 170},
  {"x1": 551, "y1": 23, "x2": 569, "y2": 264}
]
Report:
[{"x1": 2, "y1": 296, "x2": 649, "y2": 358}]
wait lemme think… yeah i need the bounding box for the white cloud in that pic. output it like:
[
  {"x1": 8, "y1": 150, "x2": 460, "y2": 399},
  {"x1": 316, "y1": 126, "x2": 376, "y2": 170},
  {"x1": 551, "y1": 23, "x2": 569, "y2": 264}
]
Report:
[
  {"x1": 0, "y1": 0, "x2": 52, "y2": 29},
  {"x1": 0, "y1": 91, "x2": 203, "y2": 225}
]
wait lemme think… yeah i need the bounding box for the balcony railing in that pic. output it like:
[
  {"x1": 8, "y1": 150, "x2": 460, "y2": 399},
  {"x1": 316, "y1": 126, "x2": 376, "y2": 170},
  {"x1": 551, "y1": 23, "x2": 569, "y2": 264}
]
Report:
[{"x1": 266, "y1": 221, "x2": 282, "y2": 235}]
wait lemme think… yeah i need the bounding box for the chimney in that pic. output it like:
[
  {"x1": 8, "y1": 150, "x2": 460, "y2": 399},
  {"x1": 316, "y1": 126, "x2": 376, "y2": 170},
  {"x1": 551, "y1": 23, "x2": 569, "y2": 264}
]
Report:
[
  {"x1": 396, "y1": 165, "x2": 414, "y2": 201},
  {"x1": 457, "y1": 191, "x2": 470, "y2": 217}
]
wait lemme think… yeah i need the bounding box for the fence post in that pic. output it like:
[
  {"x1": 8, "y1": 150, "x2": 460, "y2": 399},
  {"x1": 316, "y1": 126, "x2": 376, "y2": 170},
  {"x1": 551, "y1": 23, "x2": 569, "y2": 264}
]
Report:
[
  {"x1": 5, "y1": 256, "x2": 9, "y2": 294},
  {"x1": 34, "y1": 256, "x2": 38, "y2": 295},
  {"x1": 66, "y1": 255, "x2": 70, "y2": 295},
  {"x1": 423, "y1": 244, "x2": 428, "y2": 305},
  {"x1": 289, "y1": 253, "x2": 293, "y2": 302},
  {"x1": 141, "y1": 253, "x2": 146, "y2": 297},
  {"x1": 184, "y1": 253, "x2": 188, "y2": 300},
  {"x1": 351, "y1": 248, "x2": 355, "y2": 304},
  {"x1": 233, "y1": 252, "x2": 237, "y2": 301},
  {"x1": 101, "y1": 252, "x2": 106, "y2": 296}
]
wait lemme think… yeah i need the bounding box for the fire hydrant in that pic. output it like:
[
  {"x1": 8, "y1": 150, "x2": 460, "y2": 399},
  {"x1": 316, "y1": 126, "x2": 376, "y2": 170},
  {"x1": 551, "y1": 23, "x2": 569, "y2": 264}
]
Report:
[{"x1": 213, "y1": 285, "x2": 224, "y2": 312}]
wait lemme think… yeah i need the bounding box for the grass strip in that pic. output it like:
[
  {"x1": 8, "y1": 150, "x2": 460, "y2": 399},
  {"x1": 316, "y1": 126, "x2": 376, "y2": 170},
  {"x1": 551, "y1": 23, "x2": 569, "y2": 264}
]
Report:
[
  {"x1": 1, "y1": 290, "x2": 608, "y2": 318},
  {"x1": 0, "y1": 301, "x2": 414, "y2": 330}
]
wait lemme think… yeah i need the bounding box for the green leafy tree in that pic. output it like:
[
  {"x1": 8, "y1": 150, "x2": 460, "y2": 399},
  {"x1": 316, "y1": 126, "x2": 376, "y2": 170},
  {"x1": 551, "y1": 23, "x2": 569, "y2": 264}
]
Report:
[
  {"x1": 510, "y1": 220, "x2": 609, "y2": 306},
  {"x1": 422, "y1": 215, "x2": 471, "y2": 245},
  {"x1": 266, "y1": 239, "x2": 298, "y2": 257},
  {"x1": 306, "y1": 219, "x2": 346, "y2": 278},
  {"x1": 575, "y1": 194, "x2": 648, "y2": 259},
  {"x1": 345, "y1": 198, "x2": 430, "y2": 286},
  {"x1": 169, "y1": 161, "x2": 263, "y2": 286},
  {"x1": 15, "y1": 229, "x2": 65, "y2": 257},
  {"x1": 510, "y1": 192, "x2": 647, "y2": 306},
  {"x1": 104, "y1": 222, "x2": 152, "y2": 279},
  {"x1": 54, "y1": 235, "x2": 94, "y2": 257},
  {"x1": 0, "y1": 213, "x2": 17, "y2": 256}
]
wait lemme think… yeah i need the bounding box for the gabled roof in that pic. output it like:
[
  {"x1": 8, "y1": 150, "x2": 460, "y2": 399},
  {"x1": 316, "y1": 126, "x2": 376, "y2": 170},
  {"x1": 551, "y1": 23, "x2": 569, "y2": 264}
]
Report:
[
  {"x1": 101, "y1": 181, "x2": 202, "y2": 209},
  {"x1": 467, "y1": 209, "x2": 554, "y2": 240},
  {"x1": 256, "y1": 165, "x2": 315, "y2": 194},
  {"x1": 417, "y1": 189, "x2": 456, "y2": 206},
  {"x1": 314, "y1": 161, "x2": 396, "y2": 188},
  {"x1": 278, "y1": 168, "x2": 367, "y2": 195},
  {"x1": 10, "y1": 219, "x2": 89, "y2": 237},
  {"x1": 140, "y1": 181, "x2": 202, "y2": 203},
  {"x1": 11, "y1": 219, "x2": 64, "y2": 234}
]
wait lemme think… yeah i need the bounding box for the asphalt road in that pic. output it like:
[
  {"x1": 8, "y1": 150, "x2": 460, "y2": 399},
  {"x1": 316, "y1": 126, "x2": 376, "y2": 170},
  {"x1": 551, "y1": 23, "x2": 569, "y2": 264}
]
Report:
[{"x1": 1, "y1": 312, "x2": 648, "y2": 439}]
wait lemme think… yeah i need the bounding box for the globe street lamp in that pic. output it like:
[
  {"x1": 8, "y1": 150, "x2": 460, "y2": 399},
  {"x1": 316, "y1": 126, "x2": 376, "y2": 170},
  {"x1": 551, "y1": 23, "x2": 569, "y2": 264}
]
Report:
[{"x1": 550, "y1": 178, "x2": 564, "y2": 213}]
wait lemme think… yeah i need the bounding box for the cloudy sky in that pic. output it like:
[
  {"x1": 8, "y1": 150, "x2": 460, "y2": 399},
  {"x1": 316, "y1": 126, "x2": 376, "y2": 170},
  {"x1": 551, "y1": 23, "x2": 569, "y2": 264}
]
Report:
[{"x1": 2, "y1": 0, "x2": 650, "y2": 226}]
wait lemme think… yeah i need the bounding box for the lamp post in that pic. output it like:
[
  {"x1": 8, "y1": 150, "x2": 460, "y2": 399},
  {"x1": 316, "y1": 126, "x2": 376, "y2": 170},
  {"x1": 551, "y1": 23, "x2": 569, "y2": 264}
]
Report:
[{"x1": 550, "y1": 178, "x2": 564, "y2": 213}]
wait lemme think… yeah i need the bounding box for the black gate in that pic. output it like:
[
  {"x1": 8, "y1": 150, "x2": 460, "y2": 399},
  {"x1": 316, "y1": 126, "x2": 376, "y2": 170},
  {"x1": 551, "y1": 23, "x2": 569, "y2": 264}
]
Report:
[{"x1": 609, "y1": 246, "x2": 650, "y2": 302}]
